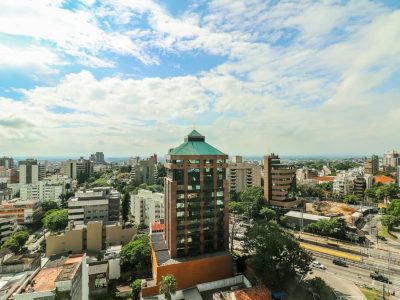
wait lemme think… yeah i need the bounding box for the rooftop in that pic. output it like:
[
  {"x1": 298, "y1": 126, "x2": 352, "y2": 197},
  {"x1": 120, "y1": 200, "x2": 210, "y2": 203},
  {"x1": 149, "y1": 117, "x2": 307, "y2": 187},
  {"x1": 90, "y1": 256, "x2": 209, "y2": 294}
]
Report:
[
  {"x1": 285, "y1": 210, "x2": 331, "y2": 221},
  {"x1": 168, "y1": 131, "x2": 226, "y2": 156},
  {"x1": 373, "y1": 175, "x2": 395, "y2": 185},
  {"x1": 28, "y1": 267, "x2": 61, "y2": 292}
]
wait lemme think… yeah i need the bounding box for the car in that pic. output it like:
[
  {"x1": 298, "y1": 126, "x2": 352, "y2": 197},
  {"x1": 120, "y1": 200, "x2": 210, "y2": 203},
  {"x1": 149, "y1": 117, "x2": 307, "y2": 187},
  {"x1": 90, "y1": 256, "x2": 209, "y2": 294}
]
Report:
[
  {"x1": 370, "y1": 272, "x2": 391, "y2": 284},
  {"x1": 332, "y1": 258, "x2": 347, "y2": 267},
  {"x1": 311, "y1": 261, "x2": 326, "y2": 270},
  {"x1": 32, "y1": 245, "x2": 39, "y2": 252}
]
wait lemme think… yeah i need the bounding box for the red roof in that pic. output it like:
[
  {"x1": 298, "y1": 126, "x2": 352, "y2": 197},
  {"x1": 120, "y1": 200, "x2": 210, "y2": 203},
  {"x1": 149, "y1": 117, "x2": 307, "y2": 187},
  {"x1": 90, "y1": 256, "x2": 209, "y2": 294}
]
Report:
[
  {"x1": 234, "y1": 285, "x2": 272, "y2": 300},
  {"x1": 373, "y1": 175, "x2": 395, "y2": 185},
  {"x1": 316, "y1": 176, "x2": 335, "y2": 182},
  {"x1": 151, "y1": 222, "x2": 164, "y2": 232}
]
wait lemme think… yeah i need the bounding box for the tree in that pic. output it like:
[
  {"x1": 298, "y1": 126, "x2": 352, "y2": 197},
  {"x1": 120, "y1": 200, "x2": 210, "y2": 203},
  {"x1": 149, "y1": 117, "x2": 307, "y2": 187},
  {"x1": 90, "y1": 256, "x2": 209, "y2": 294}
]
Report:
[
  {"x1": 2, "y1": 237, "x2": 20, "y2": 253},
  {"x1": 238, "y1": 186, "x2": 264, "y2": 219},
  {"x1": 2, "y1": 230, "x2": 29, "y2": 253},
  {"x1": 120, "y1": 234, "x2": 151, "y2": 269},
  {"x1": 382, "y1": 215, "x2": 400, "y2": 230},
  {"x1": 259, "y1": 207, "x2": 277, "y2": 221},
  {"x1": 42, "y1": 201, "x2": 59, "y2": 212},
  {"x1": 343, "y1": 195, "x2": 359, "y2": 204},
  {"x1": 59, "y1": 191, "x2": 74, "y2": 209},
  {"x1": 307, "y1": 277, "x2": 333, "y2": 300},
  {"x1": 243, "y1": 220, "x2": 312, "y2": 289},
  {"x1": 14, "y1": 230, "x2": 29, "y2": 246},
  {"x1": 131, "y1": 279, "x2": 142, "y2": 300},
  {"x1": 121, "y1": 192, "x2": 130, "y2": 223},
  {"x1": 304, "y1": 217, "x2": 348, "y2": 240},
  {"x1": 159, "y1": 275, "x2": 177, "y2": 300},
  {"x1": 43, "y1": 209, "x2": 68, "y2": 232},
  {"x1": 386, "y1": 199, "x2": 400, "y2": 216}
]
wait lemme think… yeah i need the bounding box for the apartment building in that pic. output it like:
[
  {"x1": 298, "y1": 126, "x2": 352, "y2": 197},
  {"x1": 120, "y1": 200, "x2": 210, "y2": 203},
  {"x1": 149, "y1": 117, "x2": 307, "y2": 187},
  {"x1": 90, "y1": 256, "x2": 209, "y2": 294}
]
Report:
[
  {"x1": 14, "y1": 254, "x2": 88, "y2": 300},
  {"x1": 0, "y1": 167, "x2": 18, "y2": 184},
  {"x1": 263, "y1": 154, "x2": 299, "y2": 208},
  {"x1": 0, "y1": 200, "x2": 42, "y2": 224},
  {"x1": 131, "y1": 189, "x2": 164, "y2": 226},
  {"x1": 0, "y1": 217, "x2": 18, "y2": 243},
  {"x1": 68, "y1": 187, "x2": 120, "y2": 225},
  {"x1": 130, "y1": 154, "x2": 158, "y2": 184},
  {"x1": 46, "y1": 220, "x2": 136, "y2": 256},
  {"x1": 227, "y1": 156, "x2": 261, "y2": 193},
  {"x1": 0, "y1": 157, "x2": 13, "y2": 169},
  {"x1": 333, "y1": 172, "x2": 354, "y2": 196},
  {"x1": 19, "y1": 159, "x2": 45, "y2": 185},
  {"x1": 383, "y1": 150, "x2": 399, "y2": 173},
  {"x1": 20, "y1": 181, "x2": 65, "y2": 202},
  {"x1": 364, "y1": 155, "x2": 379, "y2": 175},
  {"x1": 62, "y1": 157, "x2": 93, "y2": 180},
  {"x1": 296, "y1": 167, "x2": 319, "y2": 182},
  {"x1": 0, "y1": 183, "x2": 12, "y2": 201}
]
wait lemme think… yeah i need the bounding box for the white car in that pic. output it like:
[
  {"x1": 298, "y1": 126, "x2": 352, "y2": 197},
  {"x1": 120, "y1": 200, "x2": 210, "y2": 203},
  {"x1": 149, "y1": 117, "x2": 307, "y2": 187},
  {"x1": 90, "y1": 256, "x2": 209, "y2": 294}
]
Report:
[{"x1": 311, "y1": 261, "x2": 326, "y2": 270}]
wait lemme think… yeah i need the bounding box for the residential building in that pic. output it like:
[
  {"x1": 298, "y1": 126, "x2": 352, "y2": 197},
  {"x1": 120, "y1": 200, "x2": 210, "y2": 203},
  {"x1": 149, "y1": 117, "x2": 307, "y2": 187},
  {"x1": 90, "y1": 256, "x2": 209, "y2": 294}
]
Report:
[
  {"x1": 364, "y1": 155, "x2": 379, "y2": 175},
  {"x1": 128, "y1": 156, "x2": 140, "y2": 166},
  {"x1": 0, "y1": 167, "x2": 18, "y2": 184},
  {"x1": 263, "y1": 154, "x2": 300, "y2": 208},
  {"x1": 46, "y1": 221, "x2": 136, "y2": 256},
  {"x1": 20, "y1": 180, "x2": 67, "y2": 202},
  {"x1": 353, "y1": 175, "x2": 366, "y2": 198},
  {"x1": 90, "y1": 152, "x2": 105, "y2": 164},
  {"x1": 14, "y1": 253, "x2": 88, "y2": 300},
  {"x1": 62, "y1": 157, "x2": 93, "y2": 180},
  {"x1": 296, "y1": 167, "x2": 319, "y2": 182},
  {"x1": 0, "y1": 200, "x2": 42, "y2": 224},
  {"x1": 19, "y1": 159, "x2": 45, "y2": 185},
  {"x1": 227, "y1": 156, "x2": 261, "y2": 193},
  {"x1": 0, "y1": 217, "x2": 18, "y2": 243},
  {"x1": 131, "y1": 189, "x2": 164, "y2": 227},
  {"x1": 0, "y1": 183, "x2": 12, "y2": 202},
  {"x1": 383, "y1": 150, "x2": 399, "y2": 173},
  {"x1": 0, "y1": 157, "x2": 13, "y2": 169},
  {"x1": 142, "y1": 130, "x2": 233, "y2": 297},
  {"x1": 333, "y1": 172, "x2": 354, "y2": 197},
  {"x1": 364, "y1": 174, "x2": 373, "y2": 189},
  {"x1": 88, "y1": 261, "x2": 109, "y2": 298},
  {"x1": 68, "y1": 187, "x2": 120, "y2": 225},
  {"x1": 373, "y1": 175, "x2": 395, "y2": 185},
  {"x1": 0, "y1": 252, "x2": 40, "y2": 274},
  {"x1": 318, "y1": 165, "x2": 332, "y2": 177},
  {"x1": 130, "y1": 154, "x2": 158, "y2": 184}
]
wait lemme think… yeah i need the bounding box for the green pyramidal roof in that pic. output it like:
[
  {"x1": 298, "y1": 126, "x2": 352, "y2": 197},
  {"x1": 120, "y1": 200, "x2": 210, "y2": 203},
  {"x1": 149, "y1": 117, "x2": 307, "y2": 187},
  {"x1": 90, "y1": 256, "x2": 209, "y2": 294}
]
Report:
[{"x1": 169, "y1": 131, "x2": 226, "y2": 156}]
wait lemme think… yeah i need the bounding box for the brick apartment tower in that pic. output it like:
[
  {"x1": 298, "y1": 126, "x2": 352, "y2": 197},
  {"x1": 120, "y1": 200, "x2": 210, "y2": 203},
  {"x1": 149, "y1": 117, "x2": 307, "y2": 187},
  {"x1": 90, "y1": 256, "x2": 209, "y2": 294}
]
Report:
[
  {"x1": 263, "y1": 154, "x2": 299, "y2": 208},
  {"x1": 164, "y1": 130, "x2": 229, "y2": 258}
]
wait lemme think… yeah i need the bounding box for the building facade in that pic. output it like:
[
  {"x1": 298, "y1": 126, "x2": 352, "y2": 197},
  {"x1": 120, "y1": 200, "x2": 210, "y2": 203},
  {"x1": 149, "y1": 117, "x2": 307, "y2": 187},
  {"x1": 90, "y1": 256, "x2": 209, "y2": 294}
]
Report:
[
  {"x1": 364, "y1": 155, "x2": 379, "y2": 175},
  {"x1": 62, "y1": 157, "x2": 93, "y2": 180},
  {"x1": 0, "y1": 217, "x2": 18, "y2": 243},
  {"x1": 131, "y1": 189, "x2": 164, "y2": 227},
  {"x1": 130, "y1": 154, "x2": 158, "y2": 184},
  {"x1": 383, "y1": 150, "x2": 399, "y2": 173},
  {"x1": 227, "y1": 156, "x2": 261, "y2": 193},
  {"x1": 0, "y1": 157, "x2": 14, "y2": 169},
  {"x1": 68, "y1": 187, "x2": 120, "y2": 225},
  {"x1": 20, "y1": 181, "x2": 65, "y2": 202},
  {"x1": 263, "y1": 154, "x2": 299, "y2": 208},
  {"x1": 19, "y1": 159, "x2": 45, "y2": 185},
  {"x1": 0, "y1": 200, "x2": 42, "y2": 224}
]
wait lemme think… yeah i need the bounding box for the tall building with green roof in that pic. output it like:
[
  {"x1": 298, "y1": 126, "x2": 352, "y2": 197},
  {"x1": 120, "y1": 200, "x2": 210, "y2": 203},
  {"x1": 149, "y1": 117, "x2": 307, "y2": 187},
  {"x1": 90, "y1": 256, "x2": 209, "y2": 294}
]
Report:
[{"x1": 164, "y1": 130, "x2": 229, "y2": 258}]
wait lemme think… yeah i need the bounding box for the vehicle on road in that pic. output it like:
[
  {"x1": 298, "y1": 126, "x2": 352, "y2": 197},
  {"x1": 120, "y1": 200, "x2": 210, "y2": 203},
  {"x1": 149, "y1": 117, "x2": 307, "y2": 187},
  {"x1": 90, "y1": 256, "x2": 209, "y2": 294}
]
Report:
[
  {"x1": 311, "y1": 261, "x2": 326, "y2": 270},
  {"x1": 332, "y1": 258, "x2": 347, "y2": 267},
  {"x1": 370, "y1": 272, "x2": 391, "y2": 284}
]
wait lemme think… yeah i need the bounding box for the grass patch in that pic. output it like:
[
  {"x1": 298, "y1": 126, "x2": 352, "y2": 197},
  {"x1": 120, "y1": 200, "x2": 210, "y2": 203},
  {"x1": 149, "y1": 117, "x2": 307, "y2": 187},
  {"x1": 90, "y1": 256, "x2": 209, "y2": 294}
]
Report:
[
  {"x1": 360, "y1": 286, "x2": 381, "y2": 300},
  {"x1": 379, "y1": 225, "x2": 398, "y2": 240}
]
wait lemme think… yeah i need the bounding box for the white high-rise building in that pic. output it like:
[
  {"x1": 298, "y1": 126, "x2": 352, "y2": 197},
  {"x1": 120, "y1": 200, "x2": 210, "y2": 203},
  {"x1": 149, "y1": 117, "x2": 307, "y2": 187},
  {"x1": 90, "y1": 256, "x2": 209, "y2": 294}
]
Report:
[
  {"x1": 19, "y1": 159, "x2": 45, "y2": 185},
  {"x1": 131, "y1": 189, "x2": 164, "y2": 226},
  {"x1": 227, "y1": 156, "x2": 261, "y2": 193}
]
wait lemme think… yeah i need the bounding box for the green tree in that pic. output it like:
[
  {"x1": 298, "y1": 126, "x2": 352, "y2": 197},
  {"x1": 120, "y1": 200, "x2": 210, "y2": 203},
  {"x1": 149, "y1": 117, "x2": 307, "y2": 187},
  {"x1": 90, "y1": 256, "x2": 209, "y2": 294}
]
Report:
[
  {"x1": 14, "y1": 230, "x2": 29, "y2": 246},
  {"x1": 42, "y1": 201, "x2": 59, "y2": 212},
  {"x1": 304, "y1": 217, "x2": 348, "y2": 240},
  {"x1": 131, "y1": 279, "x2": 142, "y2": 300},
  {"x1": 2, "y1": 237, "x2": 20, "y2": 253},
  {"x1": 121, "y1": 192, "x2": 130, "y2": 223},
  {"x1": 307, "y1": 277, "x2": 333, "y2": 300},
  {"x1": 159, "y1": 275, "x2": 177, "y2": 300},
  {"x1": 343, "y1": 195, "x2": 359, "y2": 204},
  {"x1": 43, "y1": 209, "x2": 68, "y2": 232},
  {"x1": 243, "y1": 220, "x2": 312, "y2": 288},
  {"x1": 381, "y1": 215, "x2": 400, "y2": 230},
  {"x1": 2, "y1": 230, "x2": 29, "y2": 253},
  {"x1": 239, "y1": 186, "x2": 264, "y2": 219},
  {"x1": 120, "y1": 234, "x2": 151, "y2": 269},
  {"x1": 259, "y1": 207, "x2": 277, "y2": 221},
  {"x1": 59, "y1": 191, "x2": 74, "y2": 209},
  {"x1": 386, "y1": 199, "x2": 400, "y2": 216}
]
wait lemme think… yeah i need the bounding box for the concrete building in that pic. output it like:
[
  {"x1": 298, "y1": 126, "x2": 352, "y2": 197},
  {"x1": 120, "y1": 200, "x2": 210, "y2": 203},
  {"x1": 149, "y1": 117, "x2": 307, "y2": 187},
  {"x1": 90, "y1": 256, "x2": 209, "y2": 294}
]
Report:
[
  {"x1": 296, "y1": 167, "x2": 319, "y2": 182},
  {"x1": 45, "y1": 221, "x2": 136, "y2": 256},
  {"x1": 130, "y1": 154, "x2": 158, "y2": 184},
  {"x1": 353, "y1": 175, "x2": 366, "y2": 198},
  {"x1": 284, "y1": 210, "x2": 331, "y2": 229},
  {"x1": 142, "y1": 130, "x2": 233, "y2": 297},
  {"x1": 364, "y1": 174, "x2": 373, "y2": 189},
  {"x1": 0, "y1": 252, "x2": 40, "y2": 274},
  {"x1": 263, "y1": 154, "x2": 300, "y2": 208},
  {"x1": 0, "y1": 200, "x2": 42, "y2": 224},
  {"x1": 0, "y1": 183, "x2": 12, "y2": 202},
  {"x1": 227, "y1": 156, "x2": 261, "y2": 193},
  {"x1": 20, "y1": 181, "x2": 67, "y2": 202},
  {"x1": 68, "y1": 187, "x2": 120, "y2": 225},
  {"x1": 90, "y1": 152, "x2": 105, "y2": 164},
  {"x1": 364, "y1": 155, "x2": 379, "y2": 175},
  {"x1": 131, "y1": 189, "x2": 164, "y2": 227},
  {"x1": 333, "y1": 172, "x2": 354, "y2": 197},
  {"x1": 62, "y1": 157, "x2": 93, "y2": 180},
  {"x1": 0, "y1": 167, "x2": 18, "y2": 184},
  {"x1": 19, "y1": 159, "x2": 45, "y2": 185},
  {"x1": 383, "y1": 150, "x2": 399, "y2": 173},
  {"x1": 0, "y1": 157, "x2": 13, "y2": 169},
  {"x1": 0, "y1": 217, "x2": 18, "y2": 243},
  {"x1": 14, "y1": 254, "x2": 88, "y2": 300}
]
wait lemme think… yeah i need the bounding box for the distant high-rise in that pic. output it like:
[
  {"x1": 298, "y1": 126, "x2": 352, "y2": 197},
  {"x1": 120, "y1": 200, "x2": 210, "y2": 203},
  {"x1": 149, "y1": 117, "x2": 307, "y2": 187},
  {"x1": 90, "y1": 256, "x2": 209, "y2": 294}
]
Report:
[
  {"x1": 364, "y1": 155, "x2": 379, "y2": 175},
  {"x1": 62, "y1": 157, "x2": 93, "y2": 180},
  {"x1": 383, "y1": 150, "x2": 399, "y2": 172},
  {"x1": 263, "y1": 154, "x2": 299, "y2": 208},
  {"x1": 19, "y1": 159, "x2": 45, "y2": 185},
  {"x1": 0, "y1": 157, "x2": 14, "y2": 169},
  {"x1": 130, "y1": 154, "x2": 158, "y2": 184},
  {"x1": 227, "y1": 156, "x2": 261, "y2": 193},
  {"x1": 95, "y1": 152, "x2": 105, "y2": 163}
]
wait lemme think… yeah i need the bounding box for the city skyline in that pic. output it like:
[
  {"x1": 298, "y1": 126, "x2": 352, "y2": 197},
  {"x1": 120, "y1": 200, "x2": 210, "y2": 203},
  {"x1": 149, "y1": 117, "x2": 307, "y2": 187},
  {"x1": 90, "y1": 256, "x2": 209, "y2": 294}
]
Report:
[{"x1": 1, "y1": 0, "x2": 400, "y2": 156}]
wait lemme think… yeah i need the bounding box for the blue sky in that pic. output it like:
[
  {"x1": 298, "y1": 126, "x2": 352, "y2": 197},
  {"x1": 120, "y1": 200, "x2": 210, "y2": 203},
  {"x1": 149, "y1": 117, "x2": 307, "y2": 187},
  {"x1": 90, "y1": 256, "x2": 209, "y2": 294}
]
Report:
[{"x1": 0, "y1": 0, "x2": 399, "y2": 156}]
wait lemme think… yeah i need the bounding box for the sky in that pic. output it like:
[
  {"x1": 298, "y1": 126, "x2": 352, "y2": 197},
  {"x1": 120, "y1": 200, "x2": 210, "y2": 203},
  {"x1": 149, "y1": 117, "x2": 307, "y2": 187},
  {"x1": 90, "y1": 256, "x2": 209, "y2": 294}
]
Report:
[{"x1": 0, "y1": 0, "x2": 399, "y2": 157}]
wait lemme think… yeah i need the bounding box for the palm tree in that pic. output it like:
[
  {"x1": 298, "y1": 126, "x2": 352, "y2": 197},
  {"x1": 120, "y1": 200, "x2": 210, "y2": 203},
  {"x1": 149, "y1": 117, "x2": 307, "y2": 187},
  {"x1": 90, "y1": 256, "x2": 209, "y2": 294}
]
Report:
[{"x1": 159, "y1": 274, "x2": 176, "y2": 300}]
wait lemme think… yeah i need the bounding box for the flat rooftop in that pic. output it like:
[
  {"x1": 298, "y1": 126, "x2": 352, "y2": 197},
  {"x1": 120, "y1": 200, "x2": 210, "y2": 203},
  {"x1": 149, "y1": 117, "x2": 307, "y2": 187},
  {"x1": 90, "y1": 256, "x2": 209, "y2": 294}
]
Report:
[
  {"x1": 285, "y1": 210, "x2": 330, "y2": 221},
  {"x1": 29, "y1": 268, "x2": 62, "y2": 292}
]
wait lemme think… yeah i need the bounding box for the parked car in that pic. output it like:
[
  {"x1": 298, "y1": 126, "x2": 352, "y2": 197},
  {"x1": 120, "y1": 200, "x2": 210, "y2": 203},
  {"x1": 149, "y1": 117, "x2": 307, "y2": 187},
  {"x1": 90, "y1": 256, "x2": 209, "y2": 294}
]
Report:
[
  {"x1": 311, "y1": 261, "x2": 326, "y2": 270},
  {"x1": 332, "y1": 258, "x2": 347, "y2": 267},
  {"x1": 370, "y1": 272, "x2": 391, "y2": 284}
]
